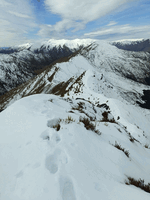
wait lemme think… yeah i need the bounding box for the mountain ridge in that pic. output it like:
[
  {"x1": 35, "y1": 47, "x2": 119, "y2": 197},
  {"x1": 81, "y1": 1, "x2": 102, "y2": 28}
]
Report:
[
  {"x1": 1, "y1": 39, "x2": 150, "y2": 200},
  {"x1": 1, "y1": 41, "x2": 150, "y2": 111},
  {"x1": 112, "y1": 39, "x2": 150, "y2": 52}
]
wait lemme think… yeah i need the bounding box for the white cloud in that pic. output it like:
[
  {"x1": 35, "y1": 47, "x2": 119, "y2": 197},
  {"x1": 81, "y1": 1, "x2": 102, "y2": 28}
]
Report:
[
  {"x1": 8, "y1": 11, "x2": 32, "y2": 19},
  {"x1": 107, "y1": 21, "x2": 117, "y2": 26},
  {"x1": 84, "y1": 24, "x2": 150, "y2": 40},
  {"x1": 0, "y1": 0, "x2": 37, "y2": 46},
  {"x1": 37, "y1": 20, "x2": 86, "y2": 38},
  {"x1": 42, "y1": 0, "x2": 137, "y2": 36}
]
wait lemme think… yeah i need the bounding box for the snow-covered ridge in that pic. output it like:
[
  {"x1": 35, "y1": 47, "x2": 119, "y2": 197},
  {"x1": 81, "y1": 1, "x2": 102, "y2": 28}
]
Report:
[
  {"x1": 0, "y1": 38, "x2": 150, "y2": 99},
  {"x1": 30, "y1": 38, "x2": 96, "y2": 51},
  {"x1": 1, "y1": 40, "x2": 150, "y2": 111},
  {"x1": 112, "y1": 38, "x2": 145, "y2": 45},
  {"x1": 1, "y1": 39, "x2": 94, "y2": 95},
  {"x1": 0, "y1": 78, "x2": 150, "y2": 199},
  {"x1": 111, "y1": 38, "x2": 150, "y2": 52},
  {"x1": 12, "y1": 39, "x2": 95, "y2": 52},
  {"x1": 1, "y1": 38, "x2": 150, "y2": 200}
]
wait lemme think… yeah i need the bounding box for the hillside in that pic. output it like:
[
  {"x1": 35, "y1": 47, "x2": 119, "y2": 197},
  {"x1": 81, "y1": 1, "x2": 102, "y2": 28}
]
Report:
[
  {"x1": 0, "y1": 41, "x2": 150, "y2": 111},
  {"x1": 0, "y1": 39, "x2": 93, "y2": 96},
  {"x1": 0, "y1": 40, "x2": 150, "y2": 200}
]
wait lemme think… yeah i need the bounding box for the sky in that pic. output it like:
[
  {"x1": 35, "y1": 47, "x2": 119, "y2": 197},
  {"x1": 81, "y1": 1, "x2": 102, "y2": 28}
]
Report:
[{"x1": 0, "y1": 0, "x2": 150, "y2": 46}]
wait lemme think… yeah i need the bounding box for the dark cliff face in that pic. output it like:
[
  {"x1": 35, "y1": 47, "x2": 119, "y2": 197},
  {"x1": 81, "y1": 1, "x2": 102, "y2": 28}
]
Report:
[{"x1": 112, "y1": 39, "x2": 150, "y2": 52}]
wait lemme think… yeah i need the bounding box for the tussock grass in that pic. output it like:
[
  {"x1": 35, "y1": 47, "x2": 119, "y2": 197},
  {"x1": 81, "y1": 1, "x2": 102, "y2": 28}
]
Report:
[
  {"x1": 53, "y1": 124, "x2": 61, "y2": 131},
  {"x1": 79, "y1": 117, "x2": 101, "y2": 135},
  {"x1": 64, "y1": 116, "x2": 75, "y2": 124},
  {"x1": 113, "y1": 141, "x2": 130, "y2": 158},
  {"x1": 101, "y1": 111, "x2": 116, "y2": 123},
  {"x1": 125, "y1": 177, "x2": 150, "y2": 193}
]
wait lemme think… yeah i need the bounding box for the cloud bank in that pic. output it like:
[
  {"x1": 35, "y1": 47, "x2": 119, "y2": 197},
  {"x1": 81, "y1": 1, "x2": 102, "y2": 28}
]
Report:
[
  {"x1": 40, "y1": 0, "x2": 137, "y2": 37},
  {"x1": 84, "y1": 24, "x2": 150, "y2": 40},
  {"x1": 0, "y1": 0, "x2": 149, "y2": 46},
  {"x1": 0, "y1": 0, "x2": 36, "y2": 46}
]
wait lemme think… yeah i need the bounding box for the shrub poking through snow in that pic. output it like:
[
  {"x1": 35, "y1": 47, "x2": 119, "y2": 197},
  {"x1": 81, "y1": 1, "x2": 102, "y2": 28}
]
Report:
[
  {"x1": 129, "y1": 137, "x2": 135, "y2": 143},
  {"x1": 47, "y1": 118, "x2": 61, "y2": 131},
  {"x1": 126, "y1": 131, "x2": 140, "y2": 143},
  {"x1": 53, "y1": 123, "x2": 61, "y2": 131},
  {"x1": 128, "y1": 132, "x2": 135, "y2": 143},
  {"x1": 97, "y1": 103, "x2": 109, "y2": 110},
  {"x1": 125, "y1": 177, "x2": 150, "y2": 193},
  {"x1": 79, "y1": 117, "x2": 95, "y2": 130},
  {"x1": 101, "y1": 111, "x2": 116, "y2": 123},
  {"x1": 113, "y1": 141, "x2": 130, "y2": 158},
  {"x1": 64, "y1": 116, "x2": 75, "y2": 124},
  {"x1": 144, "y1": 144, "x2": 150, "y2": 149},
  {"x1": 79, "y1": 117, "x2": 101, "y2": 135}
]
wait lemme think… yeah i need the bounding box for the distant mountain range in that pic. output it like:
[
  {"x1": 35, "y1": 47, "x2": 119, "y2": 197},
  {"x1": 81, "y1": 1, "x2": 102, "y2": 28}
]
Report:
[
  {"x1": 0, "y1": 39, "x2": 93, "y2": 96},
  {"x1": 0, "y1": 38, "x2": 150, "y2": 97},
  {"x1": 0, "y1": 39, "x2": 150, "y2": 111},
  {"x1": 112, "y1": 39, "x2": 150, "y2": 52}
]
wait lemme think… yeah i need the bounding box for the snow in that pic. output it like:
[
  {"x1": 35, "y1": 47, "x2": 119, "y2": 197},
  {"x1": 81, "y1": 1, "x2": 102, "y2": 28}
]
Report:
[
  {"x1": 0, "y1": 90, "x2": 150, "y2": 200},
  {"x1": 30, "y1": 38, "x2": 95, "y2": 51},
  {"x1": 112, "y1": 38, "x2": 145, "y2": 45},
  {"x1": 0, "y1": 39, "x2": 150, "y2": 199}
]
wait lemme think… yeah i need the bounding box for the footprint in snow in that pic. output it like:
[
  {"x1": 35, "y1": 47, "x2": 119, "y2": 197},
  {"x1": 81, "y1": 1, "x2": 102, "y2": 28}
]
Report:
[
  {"x1": 59, "y1": 177, "x2": 76, "y2": 200},
  {"x1": 51, "y1": 133, "x2": 61, "y2": 144},
  {"x1": 40, "y1": 130, "x2": 50, "y2": 140},
  {"x1": 45, "y1": 149, "x2": 68, "y2": 174},
  {"x1": 45, "y1": 152, "x2": 59, "y2": 174}
]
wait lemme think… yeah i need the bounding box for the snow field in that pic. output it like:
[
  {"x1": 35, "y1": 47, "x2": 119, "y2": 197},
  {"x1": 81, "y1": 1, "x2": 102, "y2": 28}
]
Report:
[{"x1": 0, "y1": 93, "x2": 150, "y2": 200}]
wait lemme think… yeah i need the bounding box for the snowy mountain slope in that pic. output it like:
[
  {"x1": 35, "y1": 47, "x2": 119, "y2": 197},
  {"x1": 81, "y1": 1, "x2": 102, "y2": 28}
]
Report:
[
  {"x1": 0, "y1": 39, "x2": 95, "y2": 96},
  {"x1": 81, "y1": 41, "x2": 150, "y2": 88},
  {"x1": 0, "y1": 93, "x2": 150, "y2": 199},
  {"x1": 0, "y1": 45, "x2": 73, "y2": 96},
  {"x1": 112, "y1": 39, "x2": 150, "y2": 52},
  {"x1": 112, "y1": 38, "x2": 145, "y2": 44},
  {"x1": 1, "y1": 40, "x2": 150, "y2": 199},
  {"x1": 1, "y1": 41, "x2": 150, "y2": 111},
  {"x1": 0, "y1": 38, "x2": 150, "y2": 97},
  {"x1": 30, "y1": 38, "x2": 95, "y2": 52}
]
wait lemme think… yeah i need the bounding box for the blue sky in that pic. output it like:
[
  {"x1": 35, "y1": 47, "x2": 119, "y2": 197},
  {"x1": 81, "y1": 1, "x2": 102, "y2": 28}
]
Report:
[{"x1": 0, "y1": 0, "x2": 150, "y2": 46}]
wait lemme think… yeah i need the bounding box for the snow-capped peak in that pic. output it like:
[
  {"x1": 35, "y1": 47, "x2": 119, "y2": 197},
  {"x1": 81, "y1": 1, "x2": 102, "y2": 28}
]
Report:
[
  {"x1": 30, "y1": 38, "x2": 96, "y2": 51},
  {"x1": 112, "y1": 38, "x2": 145, "y2": 44}
]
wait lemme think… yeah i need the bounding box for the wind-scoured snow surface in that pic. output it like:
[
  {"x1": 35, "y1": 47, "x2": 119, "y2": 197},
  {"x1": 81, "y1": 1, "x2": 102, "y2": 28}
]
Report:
[{"x1": 0, "y1": 40, "x2": 150, "y2": 199}]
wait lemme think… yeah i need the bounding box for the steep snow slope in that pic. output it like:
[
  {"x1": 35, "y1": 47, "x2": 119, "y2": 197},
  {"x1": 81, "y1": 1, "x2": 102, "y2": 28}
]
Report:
[
  {"x1": 0, "y1": 39, "x2": 94, "y2": 96},
  {"x1": 0, "y1": 46, "x2": 72, "y2": 96},
  {"x1": 1, "y1": 39, "x2": 150, "y2": 96}
]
